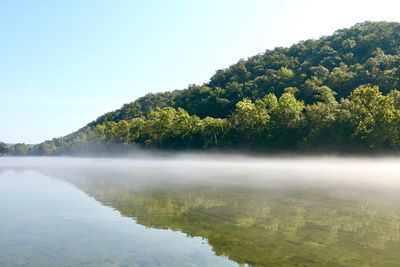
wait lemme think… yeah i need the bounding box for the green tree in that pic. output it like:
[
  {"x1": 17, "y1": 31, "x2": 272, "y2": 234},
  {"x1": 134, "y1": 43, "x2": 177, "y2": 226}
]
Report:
[
  {"x1": 231, "y1": 99, "x2": 270, "y2": 145},
  {"x1": 303, "y1": 87, "x2": 339, "y2": 148},
  {"x1": 0, "y1": 142, "x2": 9, "y2": 155},
  {"x1": 267, "y1": 92, "x2": 305, "y2": 149},
  {"x1": 348, "y1": 85, "x2": 400, "y2": 148},
  {"x1": 11, "y1": 143, "x2": 29, "y2": 155},
  {"x1": 200, "y1": 117, "x2": 230, "y2": 147},
  {"x1": 144, "y1": 107, "x2": 202, "y2": 148}
]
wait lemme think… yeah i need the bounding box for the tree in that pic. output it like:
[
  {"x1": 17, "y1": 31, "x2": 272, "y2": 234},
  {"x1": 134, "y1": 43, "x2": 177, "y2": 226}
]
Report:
[
  {"x1": 267, "y1": 92, "x2": 305, "y2": 149},
  {"x1": 11, "y1": 143, "x2": 29, "y2": 155},
  {"x1": 231, "y1": 99, "x2": 269, "y2": 146},
  {"x1": 303, "y1": 87, "x2": 339, "y2": 148},
  {"x1": 200, "y1": 117, "x2": 230, "y2": 147},
  {"x1": 388, "y1": 90, "x2": 400, "y2": 109},
  {"x1": 0, "y1": 142, "x2": 9, "y2": 155},
  {"x1": 348, "y1": 85, "x2": 400, "y2": 148},
  {"x1": 143, "y1": 107, "x2": 202, "y2": 148}
]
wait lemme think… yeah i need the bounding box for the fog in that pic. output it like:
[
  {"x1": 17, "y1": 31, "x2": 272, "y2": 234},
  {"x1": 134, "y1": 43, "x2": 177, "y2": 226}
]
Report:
[{"x1": 1, "y1": 155, "x2": 400, "y2": 189}]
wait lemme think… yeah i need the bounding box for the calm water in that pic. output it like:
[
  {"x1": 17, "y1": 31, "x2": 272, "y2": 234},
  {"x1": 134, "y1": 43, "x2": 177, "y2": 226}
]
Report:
[{"x1": 1, "y1": 157, "x2": 400, "y2": 266}]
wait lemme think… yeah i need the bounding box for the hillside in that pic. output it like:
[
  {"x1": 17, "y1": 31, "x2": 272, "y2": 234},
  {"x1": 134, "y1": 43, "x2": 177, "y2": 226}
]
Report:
[
  {"x1": 4, "y1": 21, "x2": 400, "y2": 155},
  {"x1": 92, "y1": 21, "x2": 400, "y2": 124}
]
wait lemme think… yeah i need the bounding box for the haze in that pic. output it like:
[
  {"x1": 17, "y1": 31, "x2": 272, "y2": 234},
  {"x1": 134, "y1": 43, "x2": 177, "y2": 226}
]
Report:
[{"x1": 2, "y1": 155, "x2": 400, "y2": 188}]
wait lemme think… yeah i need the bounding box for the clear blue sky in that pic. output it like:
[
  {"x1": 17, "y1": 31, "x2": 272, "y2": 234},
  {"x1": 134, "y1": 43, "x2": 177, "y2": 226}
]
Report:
[{"x1": 1, "y1": 0, "x2": 399, "y2": 144}]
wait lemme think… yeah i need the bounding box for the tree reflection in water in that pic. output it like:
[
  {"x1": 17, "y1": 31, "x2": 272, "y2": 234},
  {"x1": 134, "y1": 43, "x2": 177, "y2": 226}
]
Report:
[{"x1": 52, "y1": 166, "x2": 400, "y2": 267}]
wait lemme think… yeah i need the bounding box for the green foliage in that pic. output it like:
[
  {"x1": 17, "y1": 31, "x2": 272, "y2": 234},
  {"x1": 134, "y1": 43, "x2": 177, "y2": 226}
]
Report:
[
  {"x1": 348, "y1": 85, "x2": 400, "y2": 148},
  {"x1": 142, "y1": 107, "x2": 202, "y2": 149},
  {"x1": 266, "y1": 92, "x2": 305, "y2": 148},
  {"x1": 230, "y1": 99, "x2": 269, "y2": 145},
  {"x1": 303, "y1": 88, "x2": 339, "y2": 148},
  {"x1": 93, "y1": 87, "x2": 400, "y2": 152},
  {"x1": 11, "y1": 143, "x2": 29, "y2": 156},
  {"x1": 0, "y1": 142, "x2": 9, "y2": 155},
  {"x1": 200, "y1": 117, "x2": 230, "y2": 147}
]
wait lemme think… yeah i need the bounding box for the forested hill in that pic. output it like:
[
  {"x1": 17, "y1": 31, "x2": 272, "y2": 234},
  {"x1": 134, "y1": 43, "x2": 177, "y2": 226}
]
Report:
[
  {"x1": 92, "y1": 21, "x2": 400, "y2": 124},
  {"x1": 2, "y1": 21, "x2": 400, "y2": 155}
]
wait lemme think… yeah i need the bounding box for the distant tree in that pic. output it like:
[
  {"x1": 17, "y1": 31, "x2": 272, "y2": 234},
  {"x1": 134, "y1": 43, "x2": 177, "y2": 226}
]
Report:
[
  {"x1": 0, "y1": 142, "x2": 9, "y2": 155},
  {"x1": 11, "y1": 143, "x2": 29, "y2": 155},
  {"x1": 35, "y1": 142, "x2": 57, "y2": 155}
]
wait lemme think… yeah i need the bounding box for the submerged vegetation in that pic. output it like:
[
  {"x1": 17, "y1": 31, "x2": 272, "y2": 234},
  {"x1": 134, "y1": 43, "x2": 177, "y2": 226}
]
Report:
[{"x1": 2, "y1": 21, "x2": 400, "y2": 155}]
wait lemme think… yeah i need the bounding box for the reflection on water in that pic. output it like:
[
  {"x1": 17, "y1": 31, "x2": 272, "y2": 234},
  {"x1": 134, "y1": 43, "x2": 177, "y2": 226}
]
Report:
[
  {"x1": 1, "y1": 157, "x2": 400, "y2": 266},
  {"x1": 0, "y1": 170, "x2": 235, "y2": 267}
]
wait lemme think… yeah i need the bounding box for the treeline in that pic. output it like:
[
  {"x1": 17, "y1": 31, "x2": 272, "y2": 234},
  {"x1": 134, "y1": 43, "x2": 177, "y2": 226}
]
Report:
[
  {"x1": 95, "y1": 85, "x2": 400, "y2": 152},
  {"x1": 0, "y1": 127, "x2": 102, "y2": 156},
  {"x1": 0, "y1": 142, "x2": 30, "y2": 156}
]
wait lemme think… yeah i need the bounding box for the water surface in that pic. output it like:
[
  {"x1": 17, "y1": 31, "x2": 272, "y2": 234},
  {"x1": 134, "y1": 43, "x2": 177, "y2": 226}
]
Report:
[{"x1": 1, "y1": 156, "x2": 400, "y2": 266}]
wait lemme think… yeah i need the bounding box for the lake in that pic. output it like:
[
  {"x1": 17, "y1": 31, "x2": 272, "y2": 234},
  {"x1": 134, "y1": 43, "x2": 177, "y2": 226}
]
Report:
[{"x1": 1, "y1": 156, "x2": 400, "y2": 266}]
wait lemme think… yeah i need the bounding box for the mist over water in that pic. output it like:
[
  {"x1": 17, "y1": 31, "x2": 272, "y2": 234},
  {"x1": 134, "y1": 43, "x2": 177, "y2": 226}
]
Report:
[
  {"x1": 1, "y1": 155, "x2": 400, "y2": 266},
  {"x1": 1, "y1": 155, "x2": 400, "y2": 187}
]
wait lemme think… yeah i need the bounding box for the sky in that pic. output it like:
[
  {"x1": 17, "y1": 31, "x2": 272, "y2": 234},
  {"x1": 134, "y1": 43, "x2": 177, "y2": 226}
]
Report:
[{"x1": 0, "y1": 0, "x2": 399, "y2": 144}]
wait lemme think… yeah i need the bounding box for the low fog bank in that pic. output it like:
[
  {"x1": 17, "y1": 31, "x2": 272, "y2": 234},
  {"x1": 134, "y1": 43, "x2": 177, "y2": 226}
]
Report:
[{"x1": 0, "y1": 154, "x2": 399, "y2": 188}]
